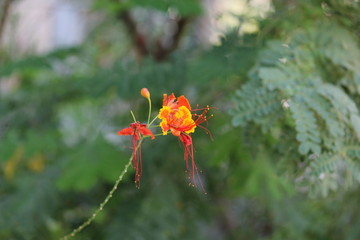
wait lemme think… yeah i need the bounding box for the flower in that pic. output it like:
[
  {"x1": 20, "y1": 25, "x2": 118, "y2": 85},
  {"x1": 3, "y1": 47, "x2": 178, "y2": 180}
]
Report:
[
  {"x1": 159, "y1": 105, "x2": 196, "y2": 136},
  {"x1": 159, "y1": 93, "x2": 196, "y2": 136},
  {"x1": 118, "y1": 122, "x2": 155, "y2": 187},
  {"x1": 140, "y1": 88, "x2": 150, "y2": 99},
  {"x1": 158, "y1": 93, "x2": 212, "y2": 190}
]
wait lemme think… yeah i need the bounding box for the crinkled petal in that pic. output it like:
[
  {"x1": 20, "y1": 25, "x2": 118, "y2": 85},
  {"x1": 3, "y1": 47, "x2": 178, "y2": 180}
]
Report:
[
  {"x1": 163, "y1": 93, "x2": 176, "y2": 106},
  {"x1": 180, "y1": 133, "x2": 192, "y2": 146},
  {"x1": 176, "y1": 106, "x2": 192, "y2": 119},
  {"x1": 170, "y1": 128, "x2": 181, "y2": 136},
  {"x1": 159, "y1": 106, "x2": 172, "y2": 120},
  {"x1": 139, "y1": 126, "x2": 155, "y2": 139},
  {"x1": 118, "y1": 127, "x2": 134, "y2": 136},
  {"x1": 160, "y1": 120, "x2": 170, "y2": 135},
  {"x1": 182, "y1": 118, "x2": 196, "y2": 133},
  {"x1": 177, "y1": 95, "x2": 191, "y2": 110}
]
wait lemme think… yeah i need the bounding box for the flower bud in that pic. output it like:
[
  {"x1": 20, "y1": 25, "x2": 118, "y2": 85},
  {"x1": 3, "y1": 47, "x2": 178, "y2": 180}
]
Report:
[{"x1": 140, "y1": 88, "x2": 150, "y2": 99}]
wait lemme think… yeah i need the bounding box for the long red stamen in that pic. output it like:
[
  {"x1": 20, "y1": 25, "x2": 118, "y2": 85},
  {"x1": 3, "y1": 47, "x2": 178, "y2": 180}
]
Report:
[
  {"x1": 180, "y1": 134, "x2": 206, "y2": 193},
  {"x1": 130, "y1": 129, "x2": 141, "y2": 188},
  {"x1": 118, "y1": 122, "x2": 154, "y2": 187},
  {"x1": 192, "y1": 106, "x2": 214, "y2": 139}
]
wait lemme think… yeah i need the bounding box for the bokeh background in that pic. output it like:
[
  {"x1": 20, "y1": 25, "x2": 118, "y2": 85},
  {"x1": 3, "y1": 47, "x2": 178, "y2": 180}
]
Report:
[{"x1": 1, "y1": 0, "x2": 360, "y2": 239}]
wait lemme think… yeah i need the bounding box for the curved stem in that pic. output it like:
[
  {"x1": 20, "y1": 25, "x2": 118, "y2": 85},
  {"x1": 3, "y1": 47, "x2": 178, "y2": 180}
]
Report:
[
  {"x1": 149, "y1": 114, "x2": 159, "y2": 126},
  {"x1": 147, "y1": 98, "x2": 152, "y2": 125},
  {"x1": 143, "y1": 133, "x2": 164, "y2": 138},
  {"x1": 130, "y1": 110, "x2": 137, "y2": 122},
  {"x1": 61, "y1": 157, "x2": 133, "y2": 240}
]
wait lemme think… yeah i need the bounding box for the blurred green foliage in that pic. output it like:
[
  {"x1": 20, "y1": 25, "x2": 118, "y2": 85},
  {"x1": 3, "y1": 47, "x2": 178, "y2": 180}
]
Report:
[
  {"x1": 94, "y1": 0, "x2": 202, "y2": 16},
  {"x1": 1, "y1": 0, "x2": 360, "y2": 239}
]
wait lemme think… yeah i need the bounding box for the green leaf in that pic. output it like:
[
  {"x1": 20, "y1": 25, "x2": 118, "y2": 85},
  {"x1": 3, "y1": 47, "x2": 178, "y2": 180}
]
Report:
[
  {"x1": 0, "y1": 48, "x2": 79, "y2": 77},
  {"x1": 131, "y1": 0, "x2": 202, "y2": 16},
  {"x1": 258, "y1": 67, "x2": 294, "y2": 91},
  {"x1": 56, "y1": 138, "x2": 128, "y2": 191},
  {"x1": 242, "y1": 157, "x2": 294, "y2": 200},
  {"x1": 350, "y1": 114, "x2": 360, "y2": 139},
  {"x1": 299, "y1": 142, "x2": 311, "y2": 155}
]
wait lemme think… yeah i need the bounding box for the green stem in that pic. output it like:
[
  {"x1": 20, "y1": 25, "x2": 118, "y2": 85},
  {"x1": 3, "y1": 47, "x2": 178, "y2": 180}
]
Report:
[
  {"x1": 61, "y1": 157, "x2": 133, "y2": 240},
  {"x1": 61, "y1": 138, "x2": 146, "y2": 239},
  {"x1": 143, "y1": 132, "x2": 165, "y2": 138},
  {"x1": 149, "y1": 114, "x2": 159, "y2": 127},
  {"x1": 147, "y1": 98, "x2": 152, "y2": 124},
  {"x1": 148, "y1": 125, "x2": 160, "y2": 128},
  {"x1": 130, "y1": 110, "x2": 137, "y2": 122}
]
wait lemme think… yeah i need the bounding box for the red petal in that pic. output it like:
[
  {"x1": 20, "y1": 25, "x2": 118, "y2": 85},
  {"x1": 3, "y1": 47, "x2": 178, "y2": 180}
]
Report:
[
  {"x1": 118, "y1": 127, "x2": 134, "y2": 136},
  {"x1": 179, "y1": 134, "x2": 192, "y2": 146},
  {"x1": 162, "y1": 94, "x2": 168, "y2": 106},
  {"x1": 130, "y1": 122, "x2": 140, "y2": 128},
  {"x1": 139, "y1": 126, "x2": 155, "y2": 139},
  {"x1": 163, "y1": 93, "x2": 176, "y2": 106},
  {"x1": 133, "y1": 132, "x2": 141, "y2": 141},
  {"x1": 177, "y1": 95, "x2": 191, "y2": 110}
]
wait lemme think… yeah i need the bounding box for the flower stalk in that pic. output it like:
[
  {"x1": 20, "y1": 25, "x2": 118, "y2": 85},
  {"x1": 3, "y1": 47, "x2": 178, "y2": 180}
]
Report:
[{"x1": 61, "y1": 155, "x2": 133, "y2": 240}]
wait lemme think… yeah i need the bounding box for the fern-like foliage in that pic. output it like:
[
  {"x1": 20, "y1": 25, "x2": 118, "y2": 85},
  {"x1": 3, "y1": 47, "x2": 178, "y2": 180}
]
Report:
[{"x1": 231, "y1": 21, "x2": 360, "y2": 196}]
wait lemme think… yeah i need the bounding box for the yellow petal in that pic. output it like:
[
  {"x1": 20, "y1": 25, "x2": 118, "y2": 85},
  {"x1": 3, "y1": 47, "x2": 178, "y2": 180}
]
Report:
[
  {"x1": 158, "y1": 106, "x2": 171, "y2": 120},
  {"x1": 183, "y1": 118, "x2": 196, "y2": 133},
  {"x1": 160, "y1": 120, "x2": 169, "y2": 135}
]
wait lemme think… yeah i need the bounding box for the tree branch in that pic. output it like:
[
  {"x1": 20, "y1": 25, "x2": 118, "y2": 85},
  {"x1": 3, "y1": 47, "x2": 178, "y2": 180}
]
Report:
[
  {"x1": 154, "y1": 17, "x2": 188, "y2": 61},
  {"x1": 118, "y1": 9, "x2": 189, "y2": 61},
  {"x1": 118, "y1": 11, "x2": 149, "y2": 58},
  {"x1": 0, "y1": 0, "x2": 13, "y2": 47}
]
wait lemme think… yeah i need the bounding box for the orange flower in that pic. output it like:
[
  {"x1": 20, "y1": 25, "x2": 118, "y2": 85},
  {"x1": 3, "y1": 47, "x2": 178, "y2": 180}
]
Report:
[
  {"x1": 118, "y1": 122, "x2": 154, "y2": 187},
  {"x1": 159, "y1": 105, "x2": 196, "y2": 136},
  {"x1": 158, "y1": 93, "x2": 212, "y2": 190}
]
